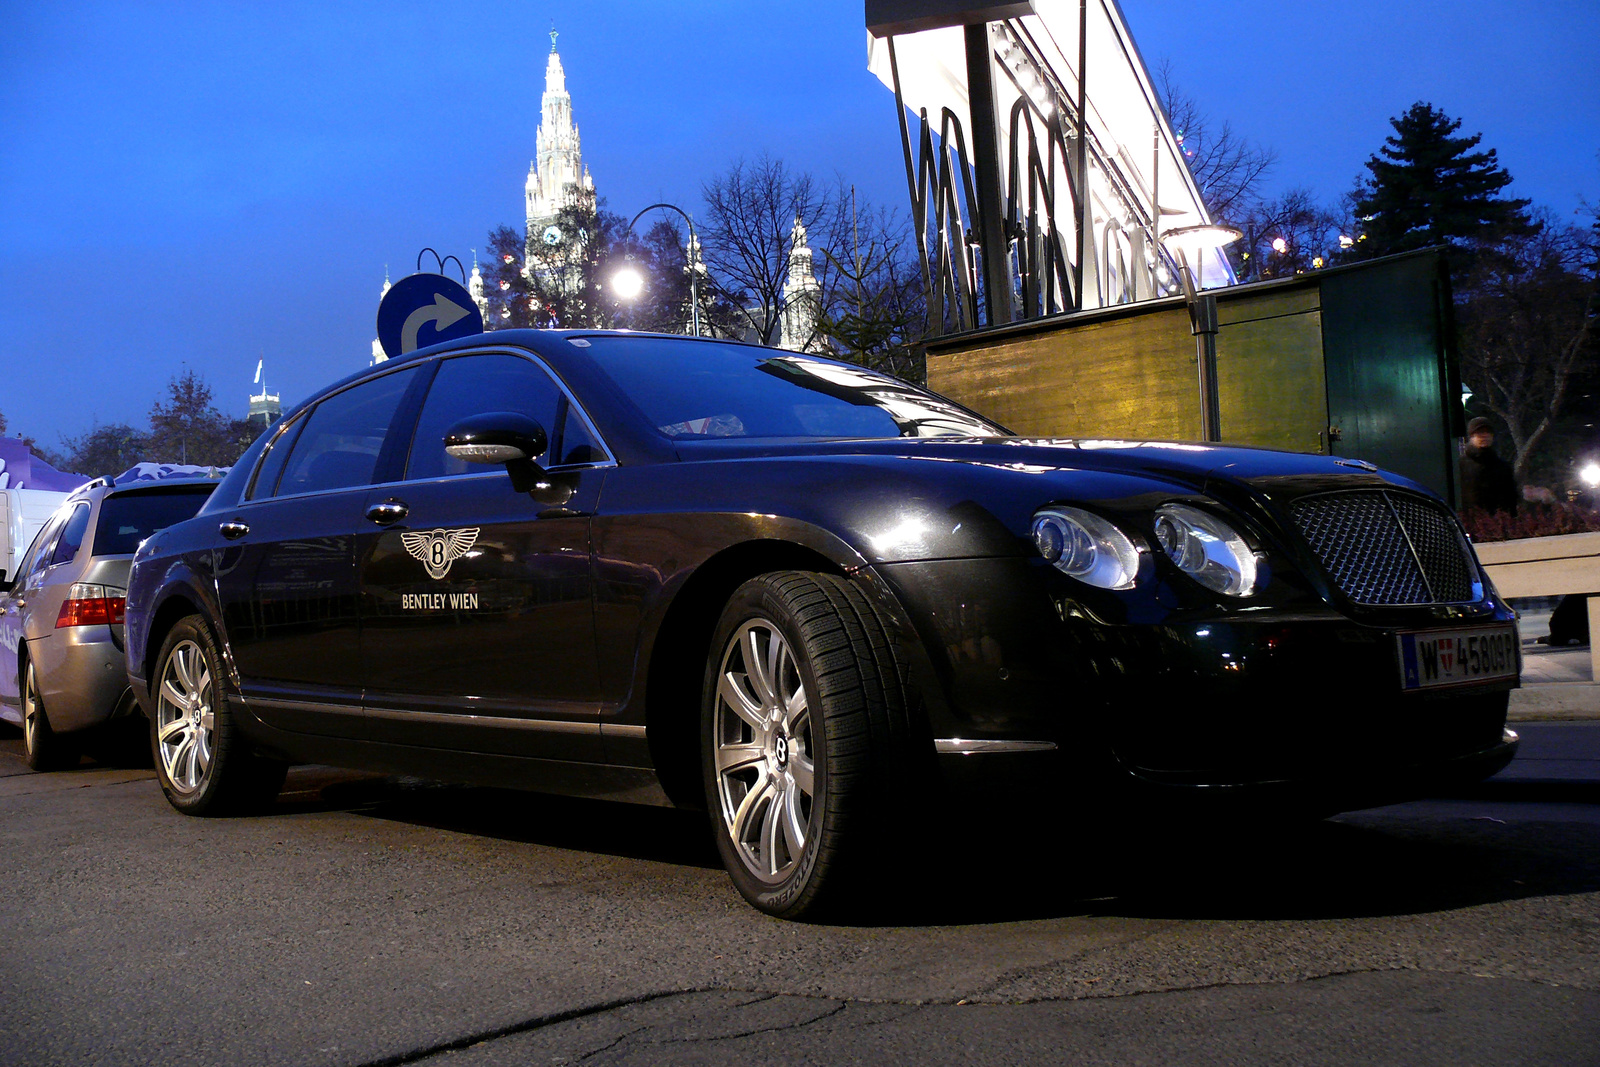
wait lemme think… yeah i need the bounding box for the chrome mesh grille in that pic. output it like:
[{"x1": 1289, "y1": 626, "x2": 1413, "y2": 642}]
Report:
[{"x1": 1287, "y1": 490, "x2": 1478, "y2": 605}]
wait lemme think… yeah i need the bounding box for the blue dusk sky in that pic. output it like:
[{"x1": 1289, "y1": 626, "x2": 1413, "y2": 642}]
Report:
[{"x1": 1, "y1": 0, "x2": 1595, "y2": 448}]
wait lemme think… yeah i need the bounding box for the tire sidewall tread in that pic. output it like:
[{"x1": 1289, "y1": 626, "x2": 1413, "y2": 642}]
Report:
[
  {"x1": 151, "y1": 615, "x2": 284, "y2": 816},
  {"x1": 702, "y1": 570, "x2": 915, "y2": 919}
]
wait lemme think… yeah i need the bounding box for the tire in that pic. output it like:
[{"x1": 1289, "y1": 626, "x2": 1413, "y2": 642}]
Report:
[
  {"x1": 701, "y1": 571, "x2": 912, "y2": 919},
  {"x1": 151, "y1": 616, "x2": 287, "y2": 816},
  {"x1": 22, "y1": 658, "x2": 76, "y2": 771}
]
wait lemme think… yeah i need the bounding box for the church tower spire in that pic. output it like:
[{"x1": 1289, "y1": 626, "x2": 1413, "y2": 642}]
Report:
[
  {"x1": 781, "y1": 216, "x2": 823, "y2": 352},
  {"x1": 524, "y1": 28, "x2": 594, "y2": 255}
]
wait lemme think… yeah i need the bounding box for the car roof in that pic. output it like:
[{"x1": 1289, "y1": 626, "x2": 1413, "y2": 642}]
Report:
[{"x1": 65, "y1": 477, "x2": 222, "y2": 506}]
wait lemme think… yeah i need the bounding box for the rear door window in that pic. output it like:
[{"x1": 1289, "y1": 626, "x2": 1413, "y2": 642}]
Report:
[
  {"x1": 94, "y1": 489, "x2": 215, "y2": 555},
  {"x1": 49, "y1": 504, "x2": 91, "y2": 566},
  {"x1": 20, "y1": 512, "x2": 66, "y2": 587},
  {"x1": 275, "y1": 367, "x2": 417, "y2": 498}
]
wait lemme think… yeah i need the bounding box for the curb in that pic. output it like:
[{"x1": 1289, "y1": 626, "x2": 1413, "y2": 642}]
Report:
[{"x1": 1507, "y1": 685, "x2": 1600, "y2": 722}]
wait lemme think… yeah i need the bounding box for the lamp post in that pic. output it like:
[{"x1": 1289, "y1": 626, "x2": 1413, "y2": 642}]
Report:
[
  {"x1": 613, "y1": 202, "x2": 703, "y2": 337},
  {"x1": 1161, "y1": 224, "x2": 1242, "y2": 443}
]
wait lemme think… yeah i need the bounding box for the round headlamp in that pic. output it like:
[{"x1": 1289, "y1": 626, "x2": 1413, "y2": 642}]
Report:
[
  {"x1": 1152, "y1": 503, "x2": 1259, "y2": 597},
  {"x1": 1031, "y1": 507, "x2": 1140, "y2": 590}
]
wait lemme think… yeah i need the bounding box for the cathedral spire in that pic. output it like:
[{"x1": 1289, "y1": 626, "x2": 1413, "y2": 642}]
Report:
[
  {"x1": 525, "y1": 29, "x2": 594, "y2": 256},
  {"x1": 781, "y1": 216, "x2": 823, "y2": 352}
]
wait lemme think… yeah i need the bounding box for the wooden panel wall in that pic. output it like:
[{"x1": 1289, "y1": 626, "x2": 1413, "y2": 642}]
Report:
[
  {"x1": 926, "y1": 305, "x2": 1202, "y2": 439},
  {"x1": 1216, "y1": 287, "x2": 1327, "y2": 454}
]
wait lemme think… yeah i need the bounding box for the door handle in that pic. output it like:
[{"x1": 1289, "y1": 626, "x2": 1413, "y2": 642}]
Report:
[
  {"x1": 219, "y1": 520, "x2": 250, "y2": 540},
  {"x1": 366, "y1": 500, "x2": 409, "y2": 525}
]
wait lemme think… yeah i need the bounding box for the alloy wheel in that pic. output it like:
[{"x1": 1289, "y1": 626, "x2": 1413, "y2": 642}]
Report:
[
  {"x1": 22, "y1": 663, "x2": 41, "y2": 753},
  {"x1": 156, "y1": 639, "x2": 215, "y2": 795},
  {"x1": 712, "y1": 619, "x2": 817, "y2": 884}
]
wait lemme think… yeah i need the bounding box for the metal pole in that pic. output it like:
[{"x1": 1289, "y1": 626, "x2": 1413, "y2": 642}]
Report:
[
  {"x1": 1074, "y1": 0, "x2": 1090, "y2": 311},
  {"x1": 1176, "y1": 250, "x2": 1221, "y2": 442},
  {"x1": 628, "y1": 202, "x2": 702, "y2": 337},
  {"x1": 963, "y1": 22, "x2": 1013, "y2": 326}
]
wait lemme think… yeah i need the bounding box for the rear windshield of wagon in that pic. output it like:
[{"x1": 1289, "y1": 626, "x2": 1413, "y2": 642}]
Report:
[
  {"x1": 94, "y1": 486, "x2": 215, "y2": 555},
  {"x1": 576, "y1": 336, "x2": 1004, "y2": 440}
]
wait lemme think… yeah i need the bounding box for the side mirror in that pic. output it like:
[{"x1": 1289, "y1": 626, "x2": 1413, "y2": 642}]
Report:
[{"x1": 444, "y1": 412, "x2": 548, "y2": 494}]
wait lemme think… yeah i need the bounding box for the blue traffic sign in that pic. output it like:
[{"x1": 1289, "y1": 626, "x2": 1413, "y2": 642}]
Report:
[{"x1": 376, "y1": 272, "x2": 484, "y2": 359}]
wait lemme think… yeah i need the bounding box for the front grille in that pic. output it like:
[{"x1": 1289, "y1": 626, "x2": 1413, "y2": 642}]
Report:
[{"x1": 1287, "y1": 490, "x2": 1479, "y2": 605}]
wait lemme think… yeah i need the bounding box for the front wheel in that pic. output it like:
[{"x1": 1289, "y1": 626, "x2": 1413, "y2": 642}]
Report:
[
  {"x1": 702, "y1": 572, "x2": 911, "y2": 919},
  {"x1": 151, "y1": 616, "x2": 286, "y2": 815}
]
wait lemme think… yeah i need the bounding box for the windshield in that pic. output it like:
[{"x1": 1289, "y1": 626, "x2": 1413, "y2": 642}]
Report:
[
  {"x1": 577, "y1": 336, "x2": 1006, "y2": 440},
  {"x1": 94, "y1": 487, "x2": 214, "y2": 555}
]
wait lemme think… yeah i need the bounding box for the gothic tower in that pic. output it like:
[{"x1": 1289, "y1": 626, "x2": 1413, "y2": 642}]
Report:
[
  {"x1": 524, "y1": 29, "x2": 594, "y2": 260},
  {"x1": 781, "y1": 217, "x2": 824, "y2": 352}
]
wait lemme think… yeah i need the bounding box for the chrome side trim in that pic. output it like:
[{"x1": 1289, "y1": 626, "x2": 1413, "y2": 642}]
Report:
[
  {"x1": 246, "y1": 696, "x2": 602, "y2": 735},
  {"x1": 246, "y1": 696, "x2": 365, "y2": 717},
  {"x1": 365, "y1": 706, "x2": 602, "y2": 734},
  {"x1": 604, "y1": 723, "x2": 648, "y2": 739},
  {"x1": 933, "y1": 738, "x2": 1058, "y2": 755}
]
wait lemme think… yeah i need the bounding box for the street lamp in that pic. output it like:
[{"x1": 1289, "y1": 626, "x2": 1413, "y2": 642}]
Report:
[
  {"x1": 612, "y1": 263, "x2": 645, "y2": 300},
  {"x1": 613, "y1": 202, "x2": 703, "y2": 337},
  {"x1": 1161, "y1": 224, "x2": 1242, "y2": 443}
]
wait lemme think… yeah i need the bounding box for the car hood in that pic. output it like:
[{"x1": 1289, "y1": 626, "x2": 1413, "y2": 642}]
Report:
[{"x1": 671, "y1": 436, "x2": 1422, "y2": 502}]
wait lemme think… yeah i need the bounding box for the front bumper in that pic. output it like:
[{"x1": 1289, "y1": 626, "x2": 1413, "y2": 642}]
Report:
[{"x1": 872, "y1": 557, "x2": 1518, "y2": 800}]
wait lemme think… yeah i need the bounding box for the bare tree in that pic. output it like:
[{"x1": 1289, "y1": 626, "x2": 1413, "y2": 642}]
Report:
[
  {"x1": 700, "y1": 155, "x2": 824, "y2": 345},
  {"x1": 811, "y1": 185, "x2": 927, "y2": 379},
  {"x1": 1232, "y1": 188, "x2": 1343, "y2": 281},
  {"x1": 1457, "y1": 214, "x2": 1600, "y2": 482},
  {"x1": 1153, "y1": 60, "x2": 1277, "y2": 225}
]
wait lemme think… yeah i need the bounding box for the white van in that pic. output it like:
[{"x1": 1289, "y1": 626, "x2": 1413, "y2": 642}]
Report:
[{"x1": 1, "y1": 487, "x2": 74, "y2": 585}]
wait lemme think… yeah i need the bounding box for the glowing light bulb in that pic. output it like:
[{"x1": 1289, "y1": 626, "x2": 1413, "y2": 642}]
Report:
[{"x1": 612, "y1": 266, "x2": 645, "y2": 300}]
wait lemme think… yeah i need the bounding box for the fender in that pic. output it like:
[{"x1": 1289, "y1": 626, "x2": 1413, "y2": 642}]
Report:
[
  {"x1": 596, "y1": 511, "x2": 871, "y2": 728},
  {"x1": 125, "y1": 558, "x2": 230, "y2": 715}
]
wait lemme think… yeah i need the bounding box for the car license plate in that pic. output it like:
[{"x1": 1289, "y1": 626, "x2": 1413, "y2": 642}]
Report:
[{"x1": 1397, "y1": 626, "x2": 1518, "y2": 690}]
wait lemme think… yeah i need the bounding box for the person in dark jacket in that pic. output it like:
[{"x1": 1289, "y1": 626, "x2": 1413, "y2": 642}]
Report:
[{"x1": 1459, "y1": 416, "x2": 1518, "y2": 516}]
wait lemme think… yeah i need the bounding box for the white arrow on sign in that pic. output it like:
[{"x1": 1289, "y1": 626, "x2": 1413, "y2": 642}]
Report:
[{"x1": 400, "y1": 293, "x2": 473, "y2": 354}]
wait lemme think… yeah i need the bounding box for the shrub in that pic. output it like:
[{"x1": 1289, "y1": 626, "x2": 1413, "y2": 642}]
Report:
[{"x1": 1459, "y1": 502, "x2": 1600, "y2": 543}]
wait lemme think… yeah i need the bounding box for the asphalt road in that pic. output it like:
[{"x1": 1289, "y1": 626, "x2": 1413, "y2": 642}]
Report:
[{"x1": 1, "y1": 725, "x2": 1597, "y2": 1067}]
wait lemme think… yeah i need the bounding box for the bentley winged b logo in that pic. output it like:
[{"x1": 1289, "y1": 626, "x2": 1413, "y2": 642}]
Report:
[{"x1": 401, "y1": 528, "x2": 480, "y2": 580}]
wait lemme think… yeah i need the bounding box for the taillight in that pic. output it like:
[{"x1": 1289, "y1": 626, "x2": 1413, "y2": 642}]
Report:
[{"x1": 56, "y1": 583, "x2": 127, "y2": 628}]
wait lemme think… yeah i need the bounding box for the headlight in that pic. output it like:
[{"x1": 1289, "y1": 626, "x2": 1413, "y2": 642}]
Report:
[
  {"x1": 1031, "y1": 507, "x2": 1140, "y2": 590},
  {"x1": 1153, "y1": 503, "x2": 1259, "y2": 597}
]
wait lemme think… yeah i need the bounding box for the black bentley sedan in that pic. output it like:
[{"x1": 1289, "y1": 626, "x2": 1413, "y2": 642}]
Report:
[{"x1": 125, "y1": 331, "x2": 1519, "y2": 917}]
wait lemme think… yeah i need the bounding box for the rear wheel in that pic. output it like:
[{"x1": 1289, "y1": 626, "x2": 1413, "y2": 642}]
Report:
[
  {"x1": 702, "y1": 571, "x2": 912, "y2": 919},
  {"x1": 152, "y1": 616, "x2": 286, "y2": 815},
  {"x1": 22, "y1": 659, "x2": 76, "y2": 771}
]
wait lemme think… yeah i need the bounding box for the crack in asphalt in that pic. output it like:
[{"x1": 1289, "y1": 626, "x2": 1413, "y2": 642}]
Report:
[
  {"x1": 960, "y1": 963, "x2": 1599, "y2": 1005},
  {"x1": 651, "y1": 998, "x2": 848, "y2": 1047},
  {"x1": 966, "y1": 918, "x2": 1185, "y2": 1001},
  {"x1": 355, "y1": 989, "x2": 702, "y2": 1067},
  {"x1": 285, "y1": 966, "x2": 1600, "y2": 1067},
  {"x1": 567, "y1": 1024, "x2": 652, "y2": 1064}
]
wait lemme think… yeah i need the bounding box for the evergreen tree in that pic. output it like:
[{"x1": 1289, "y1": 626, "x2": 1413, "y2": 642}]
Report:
[
  {"x1": 1350, "y1": 102, "x2": 1535, "y2": 259},
  {"x1": 480, "y1": 201, "x2": 635, "y2": 330},
  {"x1": 479, "y1": 225, "x2": 540, "y2": 329}
]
